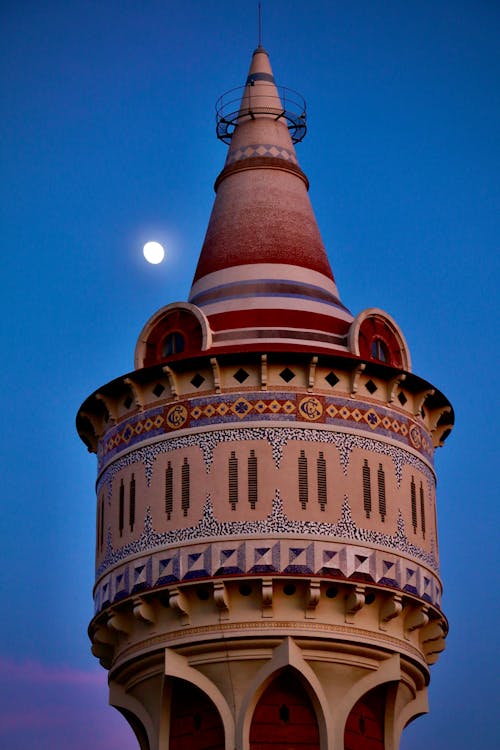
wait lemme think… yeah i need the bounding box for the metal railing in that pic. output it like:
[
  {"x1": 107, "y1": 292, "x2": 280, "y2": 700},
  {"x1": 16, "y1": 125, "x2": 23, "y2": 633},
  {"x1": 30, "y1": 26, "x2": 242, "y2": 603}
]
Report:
[{"x1": 215, "y1": 84, "x2": 307, "y2": 144}]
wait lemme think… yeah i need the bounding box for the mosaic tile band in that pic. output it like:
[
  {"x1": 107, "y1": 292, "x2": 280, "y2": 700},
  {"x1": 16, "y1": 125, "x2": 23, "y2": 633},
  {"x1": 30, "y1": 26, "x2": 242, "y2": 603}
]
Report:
[{"x1": 97, "y1": 392, "x2": 433, "y2": 472}]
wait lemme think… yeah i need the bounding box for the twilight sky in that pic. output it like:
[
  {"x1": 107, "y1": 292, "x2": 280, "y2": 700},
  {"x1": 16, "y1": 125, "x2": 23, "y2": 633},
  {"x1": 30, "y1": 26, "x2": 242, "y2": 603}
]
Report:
[{"x1": 1, "y1": 1, "x2": 499, "y2": 748}]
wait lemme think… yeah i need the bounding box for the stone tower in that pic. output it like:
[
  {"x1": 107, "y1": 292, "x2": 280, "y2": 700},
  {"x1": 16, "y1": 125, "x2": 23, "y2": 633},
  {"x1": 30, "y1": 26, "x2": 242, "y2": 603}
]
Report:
[{"x1": 77, "y1": 46, "x2": 454, "y2": 750}]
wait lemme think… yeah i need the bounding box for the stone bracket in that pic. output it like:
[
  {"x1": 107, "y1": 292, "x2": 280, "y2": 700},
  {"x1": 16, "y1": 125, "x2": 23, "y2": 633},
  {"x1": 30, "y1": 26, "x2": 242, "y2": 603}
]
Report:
[
  {"x1": 260, "y1": 354, "x2": 268, "y2": 390},
  {"x1": 210, "y1": 357, "x2": 221, "y2": 393},
  {"x1": 132, "y1": 596, "x2": 156, "y2": 624},
  {"x1": 404, "y1": 605, "x2": 429, "y2": 637},
  {"x1": 162, "y1": 366, "x2": 178, "y2": 400},
  {"x1": 386, "y1": 373, "x2": 406, "y2": 404},
  {"x1": 261, "y1": 577, "x2": 273, "y2": 618},
  {"x1": 305, "y1": 579, "x2": 321, "y2": 618},
  {"x1": 345, "y1": 584, "x2": 365, "y2": 623},
  {"x1": 379, "y1": 593, "x2": 403, "y2": 631},
  {"x1": 107, "y1": 610, "x2": 133, "y2": 635},
  {"x1": 350, "y1": 364, "x2": 366, "y2": 397},
  {"x1": 124, "y1": 378, "x2": 145, "y2": 410},
  {"x1": 307, "y1": 356, "x2": 318, "y2": 392},
  {"x1": 213, "y1": 581, "x2": 230, "y2": 620},
  {"x1": 169, "y1": 587, "x2": 190, "y2": 625},
  {"x1": 414, "y1": 389, "x2": 435, "y2": 417}
]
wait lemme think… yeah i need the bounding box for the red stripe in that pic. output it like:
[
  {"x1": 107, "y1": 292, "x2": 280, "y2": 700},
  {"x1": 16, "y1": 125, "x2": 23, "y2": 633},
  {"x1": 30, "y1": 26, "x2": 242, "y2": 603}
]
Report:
[{"x1": 207, "y1": 308, "x2": 351, "y2": 336}]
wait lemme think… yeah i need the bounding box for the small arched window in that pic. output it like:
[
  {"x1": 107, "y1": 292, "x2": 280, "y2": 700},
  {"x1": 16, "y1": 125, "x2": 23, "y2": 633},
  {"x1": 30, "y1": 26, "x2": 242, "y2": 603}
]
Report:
[
  {"x1": 162, "y1": 331, "x2": 185, "y2": 357},
  {"x1": 371, "y1": 338, "x2": 388, "y2": 363}
]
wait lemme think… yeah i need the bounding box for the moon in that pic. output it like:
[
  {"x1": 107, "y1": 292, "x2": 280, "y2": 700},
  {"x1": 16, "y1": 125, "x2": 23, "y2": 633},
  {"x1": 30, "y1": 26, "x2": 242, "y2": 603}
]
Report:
[{"x1": 143, "y1": 241, "x2": 165, "y2": 264}]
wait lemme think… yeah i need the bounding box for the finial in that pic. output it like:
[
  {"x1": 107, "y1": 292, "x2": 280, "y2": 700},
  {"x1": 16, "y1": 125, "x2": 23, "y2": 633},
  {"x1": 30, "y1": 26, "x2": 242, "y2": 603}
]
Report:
[{"x1": 258, "y1": 2, "x2": 263, "y2": 48}]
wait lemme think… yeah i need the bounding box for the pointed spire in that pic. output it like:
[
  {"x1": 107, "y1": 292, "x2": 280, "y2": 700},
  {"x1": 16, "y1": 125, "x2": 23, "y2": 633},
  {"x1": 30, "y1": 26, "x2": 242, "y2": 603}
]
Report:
[{"x1": 189, "y1": 48, "x2": 353, "y2": 353}]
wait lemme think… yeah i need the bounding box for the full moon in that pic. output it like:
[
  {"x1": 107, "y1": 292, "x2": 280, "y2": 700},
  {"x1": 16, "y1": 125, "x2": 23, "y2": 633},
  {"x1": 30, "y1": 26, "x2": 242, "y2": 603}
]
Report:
[{"x1": 143, "y1": 241, "x2": 165, "y2": 264}]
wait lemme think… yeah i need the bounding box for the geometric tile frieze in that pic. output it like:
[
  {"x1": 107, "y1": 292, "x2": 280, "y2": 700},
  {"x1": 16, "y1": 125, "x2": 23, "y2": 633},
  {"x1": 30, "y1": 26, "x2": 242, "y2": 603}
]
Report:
[
  {"x1": 93, "y1": 535, "x2": 442, "y2": 615},
  {"x1": 97, "y1": 391, "x2": 434, "y2": 471}
]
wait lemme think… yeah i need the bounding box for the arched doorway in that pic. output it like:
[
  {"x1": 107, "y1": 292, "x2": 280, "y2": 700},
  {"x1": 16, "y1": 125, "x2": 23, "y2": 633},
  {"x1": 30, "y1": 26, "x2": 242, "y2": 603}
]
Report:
[
  {"x1": 169, "y1": 678, "x2": 225, "y2": 750},
  {"x1": 250, "y1": 668, "x2": 320, "y2": 750},
  {"x1": 344, "y1": 685, "x2": 386, "y2": 750}
]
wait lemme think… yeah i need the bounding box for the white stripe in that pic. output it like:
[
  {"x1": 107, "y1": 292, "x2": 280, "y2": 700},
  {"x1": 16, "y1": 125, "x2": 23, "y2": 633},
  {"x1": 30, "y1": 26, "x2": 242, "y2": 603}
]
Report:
[
  {"x1": 199, "y1": 296, "x2": 353, "y2": 323},
  {"x1": 189, "y1": 263, "x2": 340, "y2": 299}
]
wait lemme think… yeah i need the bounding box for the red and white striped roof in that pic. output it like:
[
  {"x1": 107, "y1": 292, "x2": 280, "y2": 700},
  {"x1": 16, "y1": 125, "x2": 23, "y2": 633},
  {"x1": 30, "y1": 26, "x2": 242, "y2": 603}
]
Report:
[{"x1": 188, "y1": 46, "x2": 353, "y2": 354}]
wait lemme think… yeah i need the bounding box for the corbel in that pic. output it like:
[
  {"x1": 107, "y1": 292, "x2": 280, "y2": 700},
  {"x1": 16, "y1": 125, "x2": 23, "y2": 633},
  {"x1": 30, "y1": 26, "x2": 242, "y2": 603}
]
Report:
[
  {"x1": 124, "y1": 378, "x2": 145, "y2": 410},
  {"x1": 162, "y1": 366, "x2": 178, "y2": 400},
  {"x1": 305, "y1": 579, "x2": 321, "y2": 619},
  {"x1": 386, "y1": 373, "x2": 406, "y2": 404},
  {"x1": 213, "y1": 581, "x2": 230, "y2": 620},
  {"x1": 379, "y1": 593, "x2": 403, "y2": 631},
  {"x1": 413, "y1": 389, "x2": 435, "y2": 418},
  {"x1": 169, "y1": 587, "x2": 190, "y2": 625},
  {"x1": 350, "y1": 364, "x2": 366, "y2": 397},
  {"x1": 132, "y1": 596, "x2": 156, "y2": 625},
  {"x1": 261, "y1": 577, "x2": 273, "y2": 619},
  {"x1": 345, "y1": 584, "x2": 365, "y2": 623},
  {"x1": 210, "y1": 357, "x2": 221, "y2": 393},
  {"x1": 421, "y1": 620, "x2": 445, "y2": 644},
  {"x1": 91, "y1": 620, "x2": 116, "y2": 646},
  {"x1": 78, "y1": 412, "x2": 100, "y2": 452},
  {"x1": 404, "y1": 605, "x2": 429, "y2": 637},
  {"x1": 307, "y1": 356, "x2": 318, "y2": 392},
  {"x1": 429, "y1": 406, "x2": 452, "y2": 433},
  {"x1": 260, "y1": 354, "x2": 268, "y2": 390},
  {"x1": 78, "y1": 410, "x2": 101, "y2": 439},
  {"x1": 433, "y1": 423, "x2": 452, "y2": 447},
  {"x1": 107, "y1": 610, "x2": 133, "y2": 635},
  {"x1": 95, "y1": 392, "x2": 119, "y2": 423}
]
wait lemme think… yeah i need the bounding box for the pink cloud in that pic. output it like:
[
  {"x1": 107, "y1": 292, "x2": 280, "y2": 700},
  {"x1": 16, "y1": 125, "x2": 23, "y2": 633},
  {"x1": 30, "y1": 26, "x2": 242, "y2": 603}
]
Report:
[
  {"x1": 0, "y1": 657, "x2": 104, "y2": 686},
  {"x1": 0, "y1": 657, "x2": 137, "y2": 750}
]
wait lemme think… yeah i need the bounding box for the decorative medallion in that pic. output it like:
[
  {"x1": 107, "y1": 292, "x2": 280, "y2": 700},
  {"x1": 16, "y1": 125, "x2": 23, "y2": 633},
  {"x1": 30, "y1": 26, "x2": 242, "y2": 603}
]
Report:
[
  {"x1": 165, "y1": 404, "x2": 188, "y2": 430},
  {"x1": 298, "y1": 396, "x2": 323, "y2": 421}
]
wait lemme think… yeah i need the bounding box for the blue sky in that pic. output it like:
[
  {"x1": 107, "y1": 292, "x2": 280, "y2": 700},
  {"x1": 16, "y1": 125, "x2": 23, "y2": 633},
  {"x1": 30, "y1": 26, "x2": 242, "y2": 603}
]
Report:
[{"x1": 1, "y1": 1, "x2": 498, "y2": 747}]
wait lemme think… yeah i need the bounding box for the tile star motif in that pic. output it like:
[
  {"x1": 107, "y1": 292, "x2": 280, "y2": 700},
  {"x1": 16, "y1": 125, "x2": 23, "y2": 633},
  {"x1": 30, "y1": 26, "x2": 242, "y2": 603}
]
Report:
[
  {"x1": 231, "y1": 398, "x2": 252, "y2": 418},
  {"x1": 364, "y1": 409, "x2": 381, "y2": 429}
]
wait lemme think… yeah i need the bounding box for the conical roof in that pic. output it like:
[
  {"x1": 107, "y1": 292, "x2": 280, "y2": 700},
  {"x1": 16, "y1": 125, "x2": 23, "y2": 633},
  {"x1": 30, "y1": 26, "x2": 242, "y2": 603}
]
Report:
[{"x1": 188, "y1": 46, "x2": 353, "y2": 354}]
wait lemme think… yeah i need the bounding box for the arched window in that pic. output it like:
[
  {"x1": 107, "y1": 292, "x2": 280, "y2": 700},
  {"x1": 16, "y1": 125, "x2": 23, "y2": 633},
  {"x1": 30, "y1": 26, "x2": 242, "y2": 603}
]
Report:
[
  {"x1": 371, "y1": 338, "x2": 388, "y2": 362},
  {"x1": 162, "y1": 331, "x2": 185, "y2": 357}
]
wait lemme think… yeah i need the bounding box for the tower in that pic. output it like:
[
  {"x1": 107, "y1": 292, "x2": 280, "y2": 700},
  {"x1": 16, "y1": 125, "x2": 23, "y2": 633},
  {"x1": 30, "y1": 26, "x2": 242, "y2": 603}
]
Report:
[{"x1": 77, "y1": 45, "x2": 454, "y2": 750}]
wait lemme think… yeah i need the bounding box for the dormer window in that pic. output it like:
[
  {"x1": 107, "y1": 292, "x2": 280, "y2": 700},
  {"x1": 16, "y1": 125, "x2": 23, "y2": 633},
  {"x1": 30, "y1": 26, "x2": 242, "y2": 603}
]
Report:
[
  {"x1": 371, "y1": 338, "x2": 388, "y2": 363},
  {"x1": 162, "y1": 332, "x2": 185, "y2": 357},
  {"x1": 348, "y1": 308, "x2": 412, "y2": 371}
]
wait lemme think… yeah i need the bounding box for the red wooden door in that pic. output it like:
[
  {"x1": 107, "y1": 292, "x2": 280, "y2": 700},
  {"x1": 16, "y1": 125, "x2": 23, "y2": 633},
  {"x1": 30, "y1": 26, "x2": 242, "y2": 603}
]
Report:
[
  {"x1": 169, "y1": 678, "x2": 225, "y2": 750},
  {"x1": 250, "y1": 670, "x2": 320, "y2": 750},
  {"x1": 344, "y1": 685, "x2": 386, "y2": 750}
]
